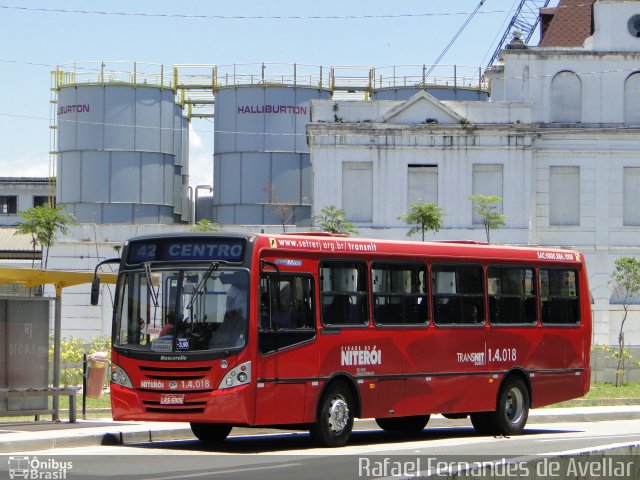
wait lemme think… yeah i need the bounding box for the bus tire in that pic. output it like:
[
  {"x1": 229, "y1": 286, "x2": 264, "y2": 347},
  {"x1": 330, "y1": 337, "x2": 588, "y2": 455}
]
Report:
[
  {"x1": 309, "y1": 381, "x2": 354, "y2": 447},
  {"x1": 190, "y1": 422, "x2": 232, "y2": 443},
  {"x1": 470, "y1": 412, "x2": 494, "y2": 435},
  {"x1": 493, "y1": 377, "x2": 530, "y2": 435},
  {"x1": 375, "y1": 415, "x2": 430, "y2": 434}
]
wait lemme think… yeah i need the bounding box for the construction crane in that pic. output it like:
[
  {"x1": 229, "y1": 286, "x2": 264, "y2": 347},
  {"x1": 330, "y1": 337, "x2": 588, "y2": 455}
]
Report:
[
  {"x1": 427, "y1": 0, "x2": 486, "y2": 75},
  {"x1": 487, "y1": 0, "x2": 552, "y2": 66}
]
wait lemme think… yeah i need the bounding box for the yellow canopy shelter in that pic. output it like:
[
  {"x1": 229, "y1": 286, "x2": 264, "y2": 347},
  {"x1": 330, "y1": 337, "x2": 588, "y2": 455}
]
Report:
[
  {"x1": 0, "y1": 266, "x2": 118, "y2": 421},
  {"x1": 0, "y1": 267, "x2": 117, "y2": 294}
]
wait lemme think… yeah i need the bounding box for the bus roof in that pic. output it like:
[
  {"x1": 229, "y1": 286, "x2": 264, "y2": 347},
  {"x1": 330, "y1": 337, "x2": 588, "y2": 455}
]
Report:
[
  {"x1": 121, "y1": 232, "x2": 584, "y2": 265},
  {"x1": 255, "y1": 233, "x2": 584, "y2": 265}
]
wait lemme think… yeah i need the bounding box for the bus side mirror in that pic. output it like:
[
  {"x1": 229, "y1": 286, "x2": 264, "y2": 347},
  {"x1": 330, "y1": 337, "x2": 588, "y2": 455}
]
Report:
[{"x1": 91, "y1": 276, "x2": 101, "y2": 306}]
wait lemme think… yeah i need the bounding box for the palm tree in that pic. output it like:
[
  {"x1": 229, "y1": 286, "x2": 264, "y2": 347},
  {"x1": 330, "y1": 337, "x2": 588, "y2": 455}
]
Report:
[
  {"x1": 397, "y1": 202, "x2": 445, "y2": 241},
  {"x1": 313, "y1": 205, "x2": 358, "y2": 235}
]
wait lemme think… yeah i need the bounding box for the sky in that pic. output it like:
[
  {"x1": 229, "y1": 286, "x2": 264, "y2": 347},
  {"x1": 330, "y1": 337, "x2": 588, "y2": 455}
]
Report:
[{"x1": 0, "y1": 0, "x2": 544, "y2": 189}]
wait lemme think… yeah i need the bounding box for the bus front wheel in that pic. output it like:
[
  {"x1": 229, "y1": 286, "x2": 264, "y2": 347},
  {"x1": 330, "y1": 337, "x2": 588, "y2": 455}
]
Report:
[
  {"x1": 310, "y1": 382, "x2": 355, "y2": 447},
  {"x1": 375, "y1": 415, "x2": 430, "y2": 434},
  {"x1": 470, "y1": 412, "x2": 494, "y2": 435},
  {"x1": 190, "y1": 422, "x2": 232, "y2": 443}
]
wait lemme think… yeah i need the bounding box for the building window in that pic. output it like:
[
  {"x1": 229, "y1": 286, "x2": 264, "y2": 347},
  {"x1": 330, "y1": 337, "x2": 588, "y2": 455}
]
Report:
[
  {"x1": 0, "y1": 196, "x2": 17, "y2": 214},
  {"x1": 549, "y1": 166, "x2": 580, "y2": 226},
  {"x1": 551, "y1": 71, "x2": 581, "y2": 123},
  {"x1": 472, "y1": 164, "x2": 503, "y2": 224},
  {"x1": 624, "y1": 167, "x2": 640, "y2": 226},
  {"x1": 624, "y1": 73, "x2": 640, "y2": 124},
  {"x1": 33, "y1": 196, "x2": 54, "y2": 208},
  {"x1": 342, "y1": 162, "x2": 372, "y2": 222},
  {"x1": 407, "y1": 165, "x2": 437, "y2": 206}
]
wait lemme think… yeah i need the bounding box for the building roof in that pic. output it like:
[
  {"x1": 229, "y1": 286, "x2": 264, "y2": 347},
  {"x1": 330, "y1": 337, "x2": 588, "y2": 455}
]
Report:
[
  {"x1": 539, "y1": 0, "x2": 595, "y2": 48},
  {"x1": 0, "y1": 177, "x2": 54, "y2": 184},
  {"x1": 0, "y1": 227, "x2": 40, "y2": 260}
]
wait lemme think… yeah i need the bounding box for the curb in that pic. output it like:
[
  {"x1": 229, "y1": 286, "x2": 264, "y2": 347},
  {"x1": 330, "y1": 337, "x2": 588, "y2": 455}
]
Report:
[
  {"x1": 0, "y1": 428, "x2": 197, "y2": 453},
  {"x1": 1, "y1": 409, "x2": 638, "y2": 453}
]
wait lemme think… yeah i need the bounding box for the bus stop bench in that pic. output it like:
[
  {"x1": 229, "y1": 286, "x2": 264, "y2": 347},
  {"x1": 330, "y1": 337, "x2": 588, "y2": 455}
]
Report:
[{"x1": 0, "y1": 387, "x2": 79, "y2": 423}]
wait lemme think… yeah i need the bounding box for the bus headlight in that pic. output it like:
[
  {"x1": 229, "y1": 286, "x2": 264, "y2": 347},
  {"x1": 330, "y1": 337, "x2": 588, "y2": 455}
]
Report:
[
  {"x1": 218, "y1": 361, "x2": 251, "y2": 390},
  {"x1": 111, "y1": 364, "x2": 134, "y2": 389}
]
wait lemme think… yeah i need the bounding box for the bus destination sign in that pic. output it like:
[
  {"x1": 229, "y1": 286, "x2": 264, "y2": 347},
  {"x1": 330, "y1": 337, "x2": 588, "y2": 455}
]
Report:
[{"x1": 128, "y1": 239, "x2": 245, "y2": 263}]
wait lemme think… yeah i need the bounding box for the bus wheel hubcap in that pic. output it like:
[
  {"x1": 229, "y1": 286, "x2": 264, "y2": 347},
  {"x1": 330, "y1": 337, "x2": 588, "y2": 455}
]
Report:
[
  {"x1": 505, "y1": 388, "x2": 524, "y2": 424},
  {"x1": 328, "y1": 396, "x2": 349, "y2": 434}
]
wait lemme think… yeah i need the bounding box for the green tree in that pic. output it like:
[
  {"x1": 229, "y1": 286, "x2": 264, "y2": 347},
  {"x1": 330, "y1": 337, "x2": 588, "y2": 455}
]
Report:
[
  {"x1": 15, "y1": 205, "x2": 77, "y2": 269},
  {"x1": 469, "y1": 194, "x2": 506, "y2": 243},
  {"x1": 313, "y1": 205, "x2": 358, "y2": 235},
  {"x1": 397, "y1": 202, "x2": 445, "y2": 241},
  {"x1": 190, "y1": 219, "x2": 221, "y2": 232},
  {"x1": 609, "y1": 256, "x2": 640, "y2": 386}
]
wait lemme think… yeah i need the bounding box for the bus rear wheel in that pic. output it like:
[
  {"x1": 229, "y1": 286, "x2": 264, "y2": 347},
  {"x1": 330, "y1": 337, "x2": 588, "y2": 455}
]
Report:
[
  {"x1": 190, "y1": 422, "x2": 232, "y2": 443},
  {"x1": 375, "y1": 415, "x2": 430, "y2": 434},
  {"x1": 494, "y1": 377, "x2": 529, "y2": 435},
  {"x1": 309, "y1": 382, "x2": 354, "y2": 447},
  {"x1": 473, "y1": 377, "x2": 530, "y2": 436}
]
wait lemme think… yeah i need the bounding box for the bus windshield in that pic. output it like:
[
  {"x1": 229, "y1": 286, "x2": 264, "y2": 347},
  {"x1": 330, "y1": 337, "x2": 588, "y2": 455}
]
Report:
[{"x1": 114, "y1": 267, "x2": 248, "y2": 353}]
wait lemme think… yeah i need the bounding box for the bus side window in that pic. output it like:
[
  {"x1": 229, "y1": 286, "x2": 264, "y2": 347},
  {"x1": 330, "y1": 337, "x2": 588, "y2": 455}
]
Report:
[
  {"x1": 488, "y1": 266, "x2": 537, "y2": 325},
  {"x1": 540, "y1": 269, "x2": 580, "y2": 325},
  {"x1": 320, "y1": 262, "x2": 368, "y2": 326},
  {"x1": 259, "y1": 274, "x2": 316, "y2": 355},
  {"x1": 431, "y1": 264, "x2": 484, "y2": 325},
  {"x1": 372, "y1": 262, "x2": 428, "y2": 326}
]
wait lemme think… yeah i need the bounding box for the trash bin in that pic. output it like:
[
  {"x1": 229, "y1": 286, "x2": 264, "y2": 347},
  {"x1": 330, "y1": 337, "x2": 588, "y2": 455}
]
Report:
[{"x1": 86, "y1": 352, "x2": 108, "y2": 398}]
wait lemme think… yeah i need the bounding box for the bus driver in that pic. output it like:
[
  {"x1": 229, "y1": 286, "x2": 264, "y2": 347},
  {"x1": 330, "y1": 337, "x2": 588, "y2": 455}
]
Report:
[{"x1": 209, "y1": 279, "x2": 247, "y2": 348}]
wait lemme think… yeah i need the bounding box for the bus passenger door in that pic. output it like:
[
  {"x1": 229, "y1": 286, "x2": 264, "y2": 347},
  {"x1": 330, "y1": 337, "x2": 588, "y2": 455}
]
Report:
[{"x1": 255, "y1": 272, "x2": 318, "y2": 425}]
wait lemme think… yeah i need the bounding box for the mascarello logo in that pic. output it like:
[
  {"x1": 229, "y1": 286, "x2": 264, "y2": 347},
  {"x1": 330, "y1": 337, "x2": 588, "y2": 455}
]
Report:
[{"x1": 8, "y1": 456, "x2": 73, "y2": 479}]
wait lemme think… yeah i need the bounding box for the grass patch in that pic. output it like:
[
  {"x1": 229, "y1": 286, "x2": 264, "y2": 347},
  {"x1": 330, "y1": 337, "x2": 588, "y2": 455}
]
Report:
[
  {"x1": 56, "y1": 392, "x2": 111, "y2": 410},
  {"x1": 587, "y1": 382, "x2": 640, "y2": 398},
  {"x1": 551, "y1": 382, "x2": 640, "y2": 407}
]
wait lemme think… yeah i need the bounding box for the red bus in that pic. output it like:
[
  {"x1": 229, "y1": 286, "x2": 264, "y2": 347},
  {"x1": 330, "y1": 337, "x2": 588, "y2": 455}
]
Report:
[{"x1": 95, "y1": 232, "x2": 591, "y2": 447}]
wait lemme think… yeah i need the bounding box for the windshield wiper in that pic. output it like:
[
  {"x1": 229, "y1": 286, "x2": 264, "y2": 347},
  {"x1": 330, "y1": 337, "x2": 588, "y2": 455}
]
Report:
[
  {"x1": 187, "y1": 262, "x2": 220, "y2": 311},
  {"x1": 143, "y1": 262, "x2": 160, "y2": 307}
]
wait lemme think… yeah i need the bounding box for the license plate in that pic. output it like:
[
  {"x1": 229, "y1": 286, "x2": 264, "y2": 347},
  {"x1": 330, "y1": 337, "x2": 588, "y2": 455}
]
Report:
[{"x1": 160, "y1": 394, "x2": 185, "y2": 405}]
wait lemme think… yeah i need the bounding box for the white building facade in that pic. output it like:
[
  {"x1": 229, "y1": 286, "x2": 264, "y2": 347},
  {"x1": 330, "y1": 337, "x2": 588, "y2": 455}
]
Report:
[
  {"x1": 307, "y1": 0, "x2": 640, "y2": 347},
  {"x1": 0, "y1": 177, "x2": 54, "y2": 226}
]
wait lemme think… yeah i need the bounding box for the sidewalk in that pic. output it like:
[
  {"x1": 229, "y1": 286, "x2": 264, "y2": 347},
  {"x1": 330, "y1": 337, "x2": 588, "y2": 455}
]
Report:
[{"x1": 1, "y1": 406, "x2": 639, "y2": 453}]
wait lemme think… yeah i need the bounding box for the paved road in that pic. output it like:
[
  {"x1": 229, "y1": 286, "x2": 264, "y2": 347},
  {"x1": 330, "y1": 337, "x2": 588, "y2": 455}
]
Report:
[{"x1": 2, "y1": 419, "x2": 639, "y2": 479}]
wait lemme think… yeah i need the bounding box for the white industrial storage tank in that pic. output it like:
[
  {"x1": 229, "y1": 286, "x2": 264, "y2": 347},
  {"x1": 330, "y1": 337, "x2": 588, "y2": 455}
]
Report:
[
  {"x1": 212, "y1": 64, "x2": 331, "y2": 225},
  {"x1": 370, "y1": 64, "x2": 489, "y2": 101},
  {"x1": 54, "y1": 62, "x2": 189, "y2": 224}
]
